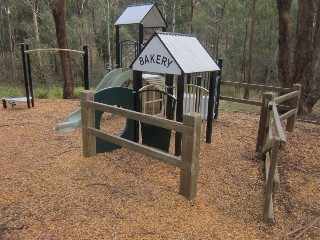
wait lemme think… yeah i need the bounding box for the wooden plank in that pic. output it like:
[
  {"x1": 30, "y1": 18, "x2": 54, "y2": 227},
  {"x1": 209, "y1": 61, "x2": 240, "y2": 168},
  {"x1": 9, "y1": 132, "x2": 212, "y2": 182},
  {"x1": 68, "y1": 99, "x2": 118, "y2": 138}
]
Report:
[
  {"x1": 262, "y1": 138, "x2": 275, "y2": 155},
  {"x1": 221, "y1": 81, "x2": 291, "y2": 93},
  {"x1": 286, "y1": 84, "x2": 301, "y2": 132},
  {"x1": 273, "y1": 91, "x2": 300, "y2": 105},
  {"x1": 84, "y1": 127, "x2": 192, "y2": 171},
  {"x1": 83, "y1": 100, "x2": 193, "y2": 135},
  {"x1": 219, "y1": 96, "x2": 261, "y2": 106},
  {"x1": 81, "y1": 91, "x2": 96, "y2": 157},
  {"x1": 271, "y1": 102, "x2": 287, "y2": 150},
  {"x1": 256, "y1": 93, "x2": 275, "y2": 152},
  {"x1": 179, "y1": 113, "x2": 202, "y2": 200},
  {"x1": 265, "y1": 151, "x2": 280, "y2": 193},
  {"x1": 279, "y1": 109, "x2": 297, "y2": 121},
  {"x1": 263, "y1": 137, "x2": 280, "y2": 223}
]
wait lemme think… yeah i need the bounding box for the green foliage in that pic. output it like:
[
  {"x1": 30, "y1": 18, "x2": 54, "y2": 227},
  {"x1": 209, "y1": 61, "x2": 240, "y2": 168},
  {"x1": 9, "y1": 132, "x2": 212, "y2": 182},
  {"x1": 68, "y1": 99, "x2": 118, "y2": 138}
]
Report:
[
  {"x1": 52, "y1": 88, "x2": 63, "y2": 98},
  {"x1": 34, "y1": 88, "x2": 50, "y2": 99},
  {"x1": 0, "y1": 86, "x2": 23, "y2": 98},
  {"x1": 73, "y1": 87, "x2": 84, "y2": 99}
]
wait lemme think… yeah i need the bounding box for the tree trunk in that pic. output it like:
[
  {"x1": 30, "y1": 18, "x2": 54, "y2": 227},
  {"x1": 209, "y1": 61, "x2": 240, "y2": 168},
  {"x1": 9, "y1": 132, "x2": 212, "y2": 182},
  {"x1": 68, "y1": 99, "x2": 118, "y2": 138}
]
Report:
[
  {"x1": 292, "y1": 0, "x2": 316, "y2": 114},
  {"x1": 276, "y1": 0, "x2": 292, "y2": 88},
  {"x1": 189, "y1": 0, "x2": 195, "y2": 34},
  {"x1": 31, "y1": 0, "x2": 45, "y2": 84},
  {"x1": 172, "y1": 1, "x2": 176, "y2": 32},
  {"x1": 51, "y1": 0, "x2": 74, "y2": 99},
  {"x1": 240, "y1": 0, "x2": 249, "y2": 84},
  {"x1": 244, "y1": 0, "x2": 256, "y2": 99},
  {"x1": 6, "y1": 1, "x2": 17, "y2": 82}
]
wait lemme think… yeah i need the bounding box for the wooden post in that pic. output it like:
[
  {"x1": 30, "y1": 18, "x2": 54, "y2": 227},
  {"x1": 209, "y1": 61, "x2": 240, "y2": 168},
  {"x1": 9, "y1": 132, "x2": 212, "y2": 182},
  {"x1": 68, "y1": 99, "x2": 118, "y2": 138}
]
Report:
[
  {"x1": 256, "y1": 92, "x2": 275, "y2": 152},
  {"x1": 179, "y1": 113, "x2": 202, "y2": 200},
  {"x1": 81, "y1": 91, "x2": 96, "y2": 157},
  {"x1": 263, "y1": 137, "x2": 280, "y2": 223},
  {"x1": 286, "y1": 84, "x2": 301, "y2": 132}
]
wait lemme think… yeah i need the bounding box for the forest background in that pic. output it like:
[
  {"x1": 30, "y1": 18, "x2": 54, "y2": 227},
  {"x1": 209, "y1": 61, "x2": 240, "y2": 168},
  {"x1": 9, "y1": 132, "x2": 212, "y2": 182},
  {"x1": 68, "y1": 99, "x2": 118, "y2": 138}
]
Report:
[{"x1": 0, "y1": 0, "x2": 319, "y2": 114}]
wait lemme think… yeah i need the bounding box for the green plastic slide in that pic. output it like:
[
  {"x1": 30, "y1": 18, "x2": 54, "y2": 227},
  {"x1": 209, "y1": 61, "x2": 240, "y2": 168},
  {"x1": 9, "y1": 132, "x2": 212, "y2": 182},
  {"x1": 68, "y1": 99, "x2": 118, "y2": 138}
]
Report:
[{"x1": 55, "y1": 68, "x2": 133, "y2": 132}]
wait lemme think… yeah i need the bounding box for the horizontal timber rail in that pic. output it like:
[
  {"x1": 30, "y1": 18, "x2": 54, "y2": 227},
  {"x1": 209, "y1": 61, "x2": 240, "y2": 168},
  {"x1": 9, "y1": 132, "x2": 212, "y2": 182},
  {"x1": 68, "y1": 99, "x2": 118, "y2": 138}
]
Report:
[
  {"x1": 214, "y1": 81, "x2": 297, "y2": 119},
  {"x1": 83, "y1": 100, "x2": 193, "y2": 135},
  {"x1": 81, "y1": 91, "x2": 202, "y2": 200},
  {"x1": 24, "y1": 48, "x2": 85, "y2": 54},
  {"x1": 84, "y1": 127, "x2": 191, "y2": 171},
  {"x1": 219, "y1": 96, "x2": 261, "y2": 106},
  {"x1": 221, "y1": 81, "x2": 292, "y2": 93}
]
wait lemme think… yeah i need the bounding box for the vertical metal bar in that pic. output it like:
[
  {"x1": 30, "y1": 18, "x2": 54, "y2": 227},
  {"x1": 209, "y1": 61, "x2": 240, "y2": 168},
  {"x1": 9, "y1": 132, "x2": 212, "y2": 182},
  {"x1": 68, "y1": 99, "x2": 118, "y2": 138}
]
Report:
[
  {"x1": 115, "y1": 25, "x2": 120, "y2": 68},
  {"x1": 83, "y1": 45, "x2": 89, "y2": 90},
  {"x1": 25, "y1": 44, "x2": 34, "y2": 107},
  {"x1": 214, "y1": 58, "x2": 223, "y2": 119},
  {"x1": 165, "y1": 74, "x2": 174, "y2": 119},
  {"x1": 175, "y1": 73, "x2": 184, "y2": 156},
  {"x1": 206, "y1": 71, "x2": 216, "y2": 143},
  {"x1": 133, "y1": 70, "x2": 142, "y2": 143},
  {"x1": 139, "y1": 24, "x2": 144, "y2": 53},
  {"x1": 21, "y1": 43, "x2": 30, "y2": 109}
]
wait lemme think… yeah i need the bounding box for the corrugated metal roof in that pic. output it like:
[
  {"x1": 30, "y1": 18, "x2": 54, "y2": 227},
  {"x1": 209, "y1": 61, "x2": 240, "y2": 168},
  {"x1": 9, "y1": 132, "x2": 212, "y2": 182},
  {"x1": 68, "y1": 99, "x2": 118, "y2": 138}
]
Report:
[
  {"x1": 114, "y1": 3, "x2": 167, "y2": 28},
  {"x1": 158, "y1": 32, "x2": 220, "y2": 73},
  {"x1": 132, "y1": 32, "x2": 220, "y2": 74}
]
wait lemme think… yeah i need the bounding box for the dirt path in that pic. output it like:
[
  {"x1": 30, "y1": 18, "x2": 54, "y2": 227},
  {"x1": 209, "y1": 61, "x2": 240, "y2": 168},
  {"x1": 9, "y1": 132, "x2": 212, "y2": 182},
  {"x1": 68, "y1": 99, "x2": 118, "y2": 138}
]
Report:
[{"x1": 0, "y1": 99, "x2": 319, "y2": 239}]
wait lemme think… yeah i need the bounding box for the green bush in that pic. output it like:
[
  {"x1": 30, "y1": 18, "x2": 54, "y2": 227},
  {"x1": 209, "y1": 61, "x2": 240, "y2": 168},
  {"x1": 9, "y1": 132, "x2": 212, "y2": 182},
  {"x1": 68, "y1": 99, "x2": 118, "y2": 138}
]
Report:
[
  {"x1": 0, "y1": 86, "x2": 23, "y2": 98},
  {"x1": 73, "y1": 87, "x2": 84, "y2": 99},
  {"x1": 52, "y1": 88, "x2": 63, "y2": 98},
  {"x1": 35, "y1": 88, "x2": 50, "y2": 99}
]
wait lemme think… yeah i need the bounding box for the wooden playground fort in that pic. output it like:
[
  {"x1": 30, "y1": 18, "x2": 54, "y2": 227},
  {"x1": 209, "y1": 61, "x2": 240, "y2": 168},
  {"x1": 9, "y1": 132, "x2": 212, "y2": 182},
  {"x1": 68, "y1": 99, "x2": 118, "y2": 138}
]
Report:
[{"x1": 2, "y1": 3, "x2": 302, "y2": 224}]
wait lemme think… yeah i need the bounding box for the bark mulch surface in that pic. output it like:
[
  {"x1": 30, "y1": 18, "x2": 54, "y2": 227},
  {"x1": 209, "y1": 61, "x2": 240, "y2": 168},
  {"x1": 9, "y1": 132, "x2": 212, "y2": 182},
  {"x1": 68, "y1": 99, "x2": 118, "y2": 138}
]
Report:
[{"x1": 0, "y1": 99, "x2": 319, "y2": 239}]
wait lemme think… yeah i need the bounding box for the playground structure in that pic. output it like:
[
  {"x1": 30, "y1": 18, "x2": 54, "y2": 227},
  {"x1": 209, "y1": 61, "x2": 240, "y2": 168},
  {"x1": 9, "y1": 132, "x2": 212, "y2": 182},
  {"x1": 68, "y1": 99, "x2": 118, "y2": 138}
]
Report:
[
  {"x1": 51, "y1": 2, "x2": 301, "y2": 221},
  {"x1": 1, "y1": 44, "x2": 89, "y2": 109}
]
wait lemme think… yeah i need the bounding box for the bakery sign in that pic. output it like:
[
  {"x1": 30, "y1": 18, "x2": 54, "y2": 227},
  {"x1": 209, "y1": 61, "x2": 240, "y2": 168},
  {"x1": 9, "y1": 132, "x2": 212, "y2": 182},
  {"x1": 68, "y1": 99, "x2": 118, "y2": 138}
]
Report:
[{"x1": 132, "y1": 36, "x2": 181, "y2": 75}]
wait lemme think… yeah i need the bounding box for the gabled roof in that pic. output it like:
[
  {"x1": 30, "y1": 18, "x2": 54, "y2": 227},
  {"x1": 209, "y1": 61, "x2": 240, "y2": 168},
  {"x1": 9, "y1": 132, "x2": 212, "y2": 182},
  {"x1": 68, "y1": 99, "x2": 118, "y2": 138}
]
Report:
[
  {"x1": 114, "y1": 3, "x2": 167, "y2": 28},
  {"x1": 132, "y1": 32, "x2": 220, "y2": 75}
]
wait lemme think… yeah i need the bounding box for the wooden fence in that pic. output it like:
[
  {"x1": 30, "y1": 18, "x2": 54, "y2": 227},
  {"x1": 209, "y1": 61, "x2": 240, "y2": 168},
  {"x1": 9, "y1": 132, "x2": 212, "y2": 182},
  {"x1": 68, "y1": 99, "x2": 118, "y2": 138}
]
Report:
[
  {"x1": 81, "y1": 90, "x2": 202, "y2": 200},
  {"x1": 257, "y1": 85, "x2": 301, "y2": 223},
  {"x1": 216, "y1": 81, "x2": 301, "y2": 223}
]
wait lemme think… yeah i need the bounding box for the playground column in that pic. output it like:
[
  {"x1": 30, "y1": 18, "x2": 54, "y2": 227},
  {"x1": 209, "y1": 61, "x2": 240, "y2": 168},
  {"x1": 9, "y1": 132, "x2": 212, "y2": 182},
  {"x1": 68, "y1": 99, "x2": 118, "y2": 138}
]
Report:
[
  {"x1": 206, "y1": 71, "x2": 216, "y2": 143},
  {"x1": 21, "y1": 43, "x2": 31, "y2": 109},
  {"x1": 25, "y1": 44, "x2": 34, "y2": 107},
  {"x1": 175, "y1": 73, "x2": 185, "y2": 156},
  {"x1": 83, "y1": 45, "x2": 89, "y2": 90},
  {"x1": 81, "y1": 91, "x2": 96, "y2": 157},
  {"x1": 179, "y1": 113, "x2": 202, "y2": 200},
  {"x1": 133, "y1": 70, "x2": 143, "y2": 142},
  {"x1": 115, "y1": 25, "x2": 120, "y2": 68},
  {"x1": 165, "y1": 74, "x2": 174, "y2": 119},
  {"x1": 138, "y1": 24, "x2": 144, "y2": 53},
  {"x1": 214, "y1": 58, "x2": 223, "y2": 119}
]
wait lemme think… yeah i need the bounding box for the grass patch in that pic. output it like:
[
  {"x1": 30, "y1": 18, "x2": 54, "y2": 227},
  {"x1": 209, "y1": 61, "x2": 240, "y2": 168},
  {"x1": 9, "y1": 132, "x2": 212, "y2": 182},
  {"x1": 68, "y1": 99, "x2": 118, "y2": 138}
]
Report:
[
  {"x1": 0, "y1": 86, "x2": 24, "y2": 98},
  {"x1": 218, "y1": 100, "x2": 261, "y2": 113},
  {"x1": 34, "y1": 88, "x2": 50, "y2": 99}
]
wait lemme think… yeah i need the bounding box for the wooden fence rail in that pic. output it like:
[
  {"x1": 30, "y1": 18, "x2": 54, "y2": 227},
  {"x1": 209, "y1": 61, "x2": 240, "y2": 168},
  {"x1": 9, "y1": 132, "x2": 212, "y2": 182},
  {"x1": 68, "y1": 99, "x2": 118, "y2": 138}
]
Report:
[
  {"x1": 257, "y1": 85, "x2": 301, "y2": 224},
  {"x1": 81, "y1": 90, "x2": 202, "y2": 200}
]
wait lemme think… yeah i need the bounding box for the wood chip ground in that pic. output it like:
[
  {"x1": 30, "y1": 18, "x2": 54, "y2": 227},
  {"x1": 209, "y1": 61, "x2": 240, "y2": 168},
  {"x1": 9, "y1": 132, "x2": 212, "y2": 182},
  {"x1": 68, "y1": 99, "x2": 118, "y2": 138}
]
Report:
[{"x1": 0, "y1": 99, "x2": 319, "y2": 239}]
